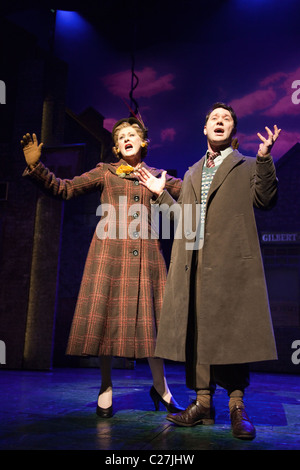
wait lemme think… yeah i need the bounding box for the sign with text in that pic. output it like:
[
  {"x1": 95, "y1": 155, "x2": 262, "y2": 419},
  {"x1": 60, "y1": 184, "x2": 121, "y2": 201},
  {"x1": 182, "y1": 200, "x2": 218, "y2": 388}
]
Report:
[{"x1": 261, "y1": 232, "x2": 300, "y2": 244}]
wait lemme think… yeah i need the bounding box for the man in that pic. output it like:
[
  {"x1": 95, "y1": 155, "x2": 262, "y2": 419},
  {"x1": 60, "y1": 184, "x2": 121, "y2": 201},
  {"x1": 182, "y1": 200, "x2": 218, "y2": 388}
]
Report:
[{"x1": 138, "y1": 103, "x2": 281, "y2": 440}]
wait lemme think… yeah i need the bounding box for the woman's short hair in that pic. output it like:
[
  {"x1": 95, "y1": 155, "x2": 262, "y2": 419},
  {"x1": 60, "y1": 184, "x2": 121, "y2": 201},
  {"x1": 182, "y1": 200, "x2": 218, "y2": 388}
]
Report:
[{"x1": 112, "y1": 118, "x2": 149, "y2": 159}]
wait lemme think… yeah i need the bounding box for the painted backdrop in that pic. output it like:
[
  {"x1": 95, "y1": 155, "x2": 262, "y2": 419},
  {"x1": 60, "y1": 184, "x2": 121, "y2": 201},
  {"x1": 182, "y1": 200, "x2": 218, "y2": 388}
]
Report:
[{"x1": 5, "y1": 0, "x2": 300, "y2": 177}]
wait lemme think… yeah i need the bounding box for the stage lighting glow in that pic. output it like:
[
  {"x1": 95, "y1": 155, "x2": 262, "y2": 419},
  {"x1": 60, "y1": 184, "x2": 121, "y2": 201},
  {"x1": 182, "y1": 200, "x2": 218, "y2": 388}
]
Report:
[
  {"x1": 54, "y1": 9, "x2": 97, "y2": 57},
  {"x1": 55, "y1": 10, "x2": 91, "y2": 36},
  {"x1": 235, "y1": 0, "x2": 296, "y2": 6}
]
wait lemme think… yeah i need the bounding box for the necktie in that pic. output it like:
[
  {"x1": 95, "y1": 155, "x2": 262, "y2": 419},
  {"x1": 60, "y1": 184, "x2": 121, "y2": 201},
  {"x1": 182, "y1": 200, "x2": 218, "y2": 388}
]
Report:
[{"x1": 206, "y1": 151, "x2": 220, "y2": 168}]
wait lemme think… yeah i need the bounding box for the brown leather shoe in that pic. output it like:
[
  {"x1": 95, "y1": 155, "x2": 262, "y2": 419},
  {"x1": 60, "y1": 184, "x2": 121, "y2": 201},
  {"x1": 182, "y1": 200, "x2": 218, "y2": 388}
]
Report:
[
  {"x1": 230, "y1": 405, "x2": 256, "y2": 440},
  {"x1": 166, "y1": 400, "x2": 215, "y2": 427}
]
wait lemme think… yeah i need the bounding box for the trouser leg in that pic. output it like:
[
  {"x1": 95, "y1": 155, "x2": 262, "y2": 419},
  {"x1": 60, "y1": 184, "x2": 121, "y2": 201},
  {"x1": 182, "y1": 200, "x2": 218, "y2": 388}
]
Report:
[
  {"x1": 189, "y1": 362, "x2": 249, "y2": 410},
  {"x1": 185, "y1": 249, "x2": 213, "y2": 392},
  {"x1": 211, "y1": 363, "x2": 250, "y2": 396},
  {"x1": 187, "y1": 362, "x2": 249, "y2": 394}
]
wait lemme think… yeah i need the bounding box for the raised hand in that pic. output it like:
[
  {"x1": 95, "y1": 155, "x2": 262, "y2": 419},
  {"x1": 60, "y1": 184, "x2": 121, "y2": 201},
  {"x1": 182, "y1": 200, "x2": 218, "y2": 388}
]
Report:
[
  {"x1": 257, "y1": 125, "x2": 281, "y2": 157},
  {"x1": 137, "y1": 167, "x2": 166, "y2": 196},
  {"x1": 20, "y1": 133, "x2": 43, "y2": 167}
]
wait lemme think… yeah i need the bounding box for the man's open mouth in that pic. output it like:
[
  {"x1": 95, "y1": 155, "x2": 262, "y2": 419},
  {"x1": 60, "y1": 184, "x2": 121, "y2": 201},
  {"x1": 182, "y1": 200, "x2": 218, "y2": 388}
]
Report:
[{"x1": 214, "y1": 127, "x2": 224, "y2": 135}]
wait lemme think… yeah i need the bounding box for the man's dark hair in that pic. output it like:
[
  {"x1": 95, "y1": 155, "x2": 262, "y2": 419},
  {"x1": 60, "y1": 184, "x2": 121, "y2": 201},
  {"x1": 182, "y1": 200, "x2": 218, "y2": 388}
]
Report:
[{"x1": 205, "y1": 102, "x2": 238, "y2": 129}]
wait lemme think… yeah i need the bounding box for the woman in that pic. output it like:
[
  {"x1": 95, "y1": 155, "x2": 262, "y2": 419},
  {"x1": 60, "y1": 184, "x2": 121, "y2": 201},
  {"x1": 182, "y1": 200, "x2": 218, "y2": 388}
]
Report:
[{"x1": 21, "y1": 117, "x2": 183, "y2": 418}]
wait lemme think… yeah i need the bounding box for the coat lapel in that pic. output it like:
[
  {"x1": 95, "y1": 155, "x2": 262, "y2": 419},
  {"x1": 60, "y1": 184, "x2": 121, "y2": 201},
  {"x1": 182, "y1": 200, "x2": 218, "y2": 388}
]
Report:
[
  {"x1": 188, "y1": 157, "x2": 205, "y2": 203},
  {"x1": 206, "y1": 150, "x2": 245, "y2": 203},
  {"x1": 187, "y1": 150, "x2": 245, "y2": 205}
]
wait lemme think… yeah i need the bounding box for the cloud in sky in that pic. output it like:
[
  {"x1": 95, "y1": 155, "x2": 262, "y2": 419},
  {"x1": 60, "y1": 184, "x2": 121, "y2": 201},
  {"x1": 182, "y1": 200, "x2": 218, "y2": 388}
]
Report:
[
  {"x1": 230, "y1": 89, "x2": 277, "y2": 118},
  {"x1": 230, "y1": 66, "x2": 300, "y2": 119},
  {"x1": 161, "y1": 128, "x2": 176, "y2": 142},
  {"x1": 259, "y1": 72, "x2": 289, "y2": 87},
  {"x1": 230, "y1": 66, "x2": 300, "y2": 158},
  {"x1": 103, "y1": 66, "x2": 300, "y2": 159},
  {"x1": 148, "y1": 127, "x2": 177, "y2": 150},
  {"x1": 103, "y1": 118, "x2": 116, "y2": 132},
  {"x1": 102, "y1": 67, "x2": 175, "y2": 99}
]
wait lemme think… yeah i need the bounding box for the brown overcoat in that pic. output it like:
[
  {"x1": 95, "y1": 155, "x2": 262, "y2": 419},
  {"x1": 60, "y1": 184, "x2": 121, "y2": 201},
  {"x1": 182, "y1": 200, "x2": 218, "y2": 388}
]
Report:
[
  {"x1": 24, "y1": 159, "x2": 182, "y2": 358},
  {"x1": 154, "y1": 150, "x2": 278, "y2": 365}
]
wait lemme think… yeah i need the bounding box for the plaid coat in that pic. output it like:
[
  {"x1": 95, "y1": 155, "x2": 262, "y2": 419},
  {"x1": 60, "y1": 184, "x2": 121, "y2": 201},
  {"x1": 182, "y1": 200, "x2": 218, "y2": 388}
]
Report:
[{"x1": 24, "y1": 159, "x2": 182, "y2": 358}]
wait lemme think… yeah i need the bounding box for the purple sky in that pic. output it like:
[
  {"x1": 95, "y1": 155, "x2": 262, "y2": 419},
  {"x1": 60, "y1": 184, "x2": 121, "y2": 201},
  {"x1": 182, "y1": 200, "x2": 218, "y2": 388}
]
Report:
[{"x1": 6, "y1": 0, "x2": 300, "y2": 177}]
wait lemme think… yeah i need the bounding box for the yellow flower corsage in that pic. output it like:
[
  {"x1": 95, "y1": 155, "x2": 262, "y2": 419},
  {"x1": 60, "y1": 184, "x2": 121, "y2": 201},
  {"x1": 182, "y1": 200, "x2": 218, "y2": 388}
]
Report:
[{"x1": 116, "y1": 164, "x2": 135, "y2": 178}]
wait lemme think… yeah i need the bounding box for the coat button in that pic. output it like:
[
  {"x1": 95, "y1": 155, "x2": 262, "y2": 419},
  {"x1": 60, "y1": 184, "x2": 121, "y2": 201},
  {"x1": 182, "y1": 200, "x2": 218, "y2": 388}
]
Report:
[
  {"x1": 133, "y1": 231, "x2": 139, "y2": 238},
  {"x1": 134, "y1": 195, "x2": 140, "y2": 202},
  {"x1": 133, "y1": 249, "x2": 139, "y2": 256},
  {"x1": 134, "y1": 180, "x2": 139, "y2": 185},
  {"x1": 185, "y1": 265, "x2": 189, "y2": 271},
  {"x1": 133, "y1": 212, "x2": 139, "y2": 219}
]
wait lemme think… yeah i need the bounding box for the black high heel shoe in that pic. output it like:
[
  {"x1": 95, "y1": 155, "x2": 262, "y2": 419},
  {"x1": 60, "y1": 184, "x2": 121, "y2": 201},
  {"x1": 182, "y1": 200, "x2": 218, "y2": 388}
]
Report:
[
  {"x1": 96, "y1": 392, "x2": 113, "y2": 418},
  {"x1": 150, "y1": 386, "x2": 184, "y2": 413}
]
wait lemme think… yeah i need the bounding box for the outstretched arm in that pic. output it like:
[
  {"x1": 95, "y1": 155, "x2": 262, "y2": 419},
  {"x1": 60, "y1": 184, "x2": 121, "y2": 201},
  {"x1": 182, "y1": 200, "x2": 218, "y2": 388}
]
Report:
[{"x1": 21, "y1": 133, "x2": 104, "y2": 200}]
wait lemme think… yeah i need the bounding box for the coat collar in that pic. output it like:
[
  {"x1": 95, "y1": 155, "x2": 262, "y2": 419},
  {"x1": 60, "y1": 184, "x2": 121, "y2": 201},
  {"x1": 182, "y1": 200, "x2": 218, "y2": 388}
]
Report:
[
  {"x1": 107, "y1": 159, "x2": 162, "y2": 179},
  {"x1": 188, "y1": 150, "x2": 245, "y2": 203}
]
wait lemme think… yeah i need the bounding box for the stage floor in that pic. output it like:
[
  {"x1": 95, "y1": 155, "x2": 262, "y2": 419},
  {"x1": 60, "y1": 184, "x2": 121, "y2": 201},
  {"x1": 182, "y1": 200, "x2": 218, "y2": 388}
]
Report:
[{"x1": 1, "y1": 361, "x2": 299, "y2": 451}]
